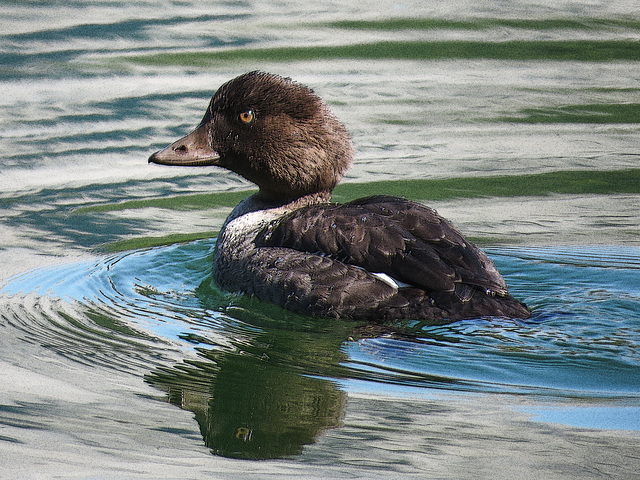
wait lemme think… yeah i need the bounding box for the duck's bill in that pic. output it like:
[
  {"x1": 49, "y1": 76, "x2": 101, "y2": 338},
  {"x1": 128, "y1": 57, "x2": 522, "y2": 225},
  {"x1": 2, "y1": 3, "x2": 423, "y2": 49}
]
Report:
[{"x1": 148, "y1": 123, "x2": 220, "y2": 167}]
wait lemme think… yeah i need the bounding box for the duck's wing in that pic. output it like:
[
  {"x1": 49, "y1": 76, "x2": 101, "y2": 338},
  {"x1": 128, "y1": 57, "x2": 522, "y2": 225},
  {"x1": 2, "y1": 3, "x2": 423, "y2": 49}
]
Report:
[
  {"x1": 256, "y1": 195, "x2": 508, "y2": 296},
  {"x1": 220, "y1": 245, "x2": 412, "y2": 319}
]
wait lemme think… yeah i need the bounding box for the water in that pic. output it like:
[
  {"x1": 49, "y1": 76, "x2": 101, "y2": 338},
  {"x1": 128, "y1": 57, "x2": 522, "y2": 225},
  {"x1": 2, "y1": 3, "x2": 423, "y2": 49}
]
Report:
[{"x1": 1, "y1": 0, "x2": 640, "y2": 478}]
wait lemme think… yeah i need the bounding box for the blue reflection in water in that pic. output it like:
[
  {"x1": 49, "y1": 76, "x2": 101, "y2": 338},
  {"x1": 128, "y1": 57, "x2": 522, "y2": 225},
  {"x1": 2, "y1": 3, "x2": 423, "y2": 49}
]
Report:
[
  {"x1": 521, "y1": 405, "x2": 640, "y2": 431},
  {"x1": 3, "y1": 242, "x2": 640, "y2": 431}
]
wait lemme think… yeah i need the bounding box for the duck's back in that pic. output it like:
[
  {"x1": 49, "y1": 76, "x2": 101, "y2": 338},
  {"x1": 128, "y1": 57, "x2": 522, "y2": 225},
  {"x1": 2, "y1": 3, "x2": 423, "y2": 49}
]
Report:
[
  {"x1": 214, "y1": 195, "x2": 530, "y2": 321},
  {"x1": 258, "y1": 195, "x2": 507, "y2": 294}
]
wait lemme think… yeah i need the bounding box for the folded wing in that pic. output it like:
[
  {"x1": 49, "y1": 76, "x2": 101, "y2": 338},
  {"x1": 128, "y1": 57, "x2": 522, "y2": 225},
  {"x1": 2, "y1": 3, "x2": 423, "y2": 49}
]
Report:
[{"x1": 256, "y1": 195, "x2": 508, "y2": 297}]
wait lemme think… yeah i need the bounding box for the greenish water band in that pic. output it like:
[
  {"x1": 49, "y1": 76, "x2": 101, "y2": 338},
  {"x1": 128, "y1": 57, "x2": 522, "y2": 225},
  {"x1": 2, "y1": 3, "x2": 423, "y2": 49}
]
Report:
[
  {"x1": 324, "y1": 18, "x2": 640, "y2": 32},
  {"x1": 124, "y1": 40, "x2": 640, "y2": 65},
  {"x1": 96, "y1": 168, "x2": 640, "y2": 251},
  {"x1": 83, "y1": 168, "x2": 640, "y2": 215}
]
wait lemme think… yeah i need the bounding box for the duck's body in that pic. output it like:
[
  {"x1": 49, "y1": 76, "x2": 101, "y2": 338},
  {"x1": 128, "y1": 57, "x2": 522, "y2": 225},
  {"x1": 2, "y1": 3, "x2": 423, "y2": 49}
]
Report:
[{"x1": 149, "y1": 71, "x2": 529, "y2": 321}]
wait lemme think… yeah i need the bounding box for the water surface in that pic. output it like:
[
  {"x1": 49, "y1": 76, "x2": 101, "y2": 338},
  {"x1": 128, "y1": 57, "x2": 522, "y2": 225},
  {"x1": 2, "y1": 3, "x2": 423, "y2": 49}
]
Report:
[{"x1": 1, "y1": 0, "x2": 639, "y2": 478}]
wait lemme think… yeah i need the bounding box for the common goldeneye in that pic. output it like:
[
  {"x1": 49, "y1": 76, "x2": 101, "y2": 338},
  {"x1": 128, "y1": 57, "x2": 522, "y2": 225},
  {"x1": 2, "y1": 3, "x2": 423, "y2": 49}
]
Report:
[{"x1": 149, "y1": 71, "x2": 530, "y2": 321}]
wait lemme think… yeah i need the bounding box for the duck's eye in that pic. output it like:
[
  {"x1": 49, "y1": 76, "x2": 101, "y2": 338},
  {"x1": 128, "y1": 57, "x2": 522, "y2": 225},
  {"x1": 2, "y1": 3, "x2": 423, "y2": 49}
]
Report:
[{"x1": 239, "y1": 110, "x2": 254, "y2": 124}]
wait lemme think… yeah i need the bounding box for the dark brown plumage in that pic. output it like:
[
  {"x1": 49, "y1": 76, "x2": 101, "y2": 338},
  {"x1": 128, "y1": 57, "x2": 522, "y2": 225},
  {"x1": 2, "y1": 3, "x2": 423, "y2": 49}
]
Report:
[{"x1": 149, "y1": 71, "x2": 530, "y2": 321}]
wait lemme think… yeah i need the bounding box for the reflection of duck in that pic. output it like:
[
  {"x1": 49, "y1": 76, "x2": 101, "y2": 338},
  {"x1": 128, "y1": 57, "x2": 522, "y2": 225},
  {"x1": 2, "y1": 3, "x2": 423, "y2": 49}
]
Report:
[
  {"x1": 146, "y1": 314, "x2": 349, "y2": 460},
  {"x1": 149, "y1": 71, "x2": 529, "y2": 321}
]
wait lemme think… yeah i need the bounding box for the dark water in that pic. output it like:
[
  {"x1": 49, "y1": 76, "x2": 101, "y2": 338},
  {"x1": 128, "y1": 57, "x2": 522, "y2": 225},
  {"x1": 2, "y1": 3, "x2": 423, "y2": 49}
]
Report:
[{"x1": 1, "y1": 0, "x2": 640, "y2": 477}]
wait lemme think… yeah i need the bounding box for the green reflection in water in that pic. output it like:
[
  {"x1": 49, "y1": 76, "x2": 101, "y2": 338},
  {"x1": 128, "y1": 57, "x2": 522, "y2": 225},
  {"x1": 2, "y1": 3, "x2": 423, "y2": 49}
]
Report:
[
  {"x1": 324, "y1": 18, "x2": 640, "y2": 32},
  {"x1": 103, "y1": 231, "x2": 219, "y2": 253},
  {"x1": 331, "y1": 169, "x2": 640, "y2": 202},
  {"x1": 92, "y1": 169, "x2": 640, "y2": 215},
  {"x1": 499, "y1": 103, "x2": 640, "y2": 124},
  {"x1": 123, "y1": 40, "x2": 640, "y2": 66},
  {"x1": 146, "y1": 281, "x2": 358, "y2": 459},
  {"x1": 97, "y1": 169, "x2": 640, "y2": 251},
  {"x1": 75, "y1": 190, "x2": 252, "y2": 214}
]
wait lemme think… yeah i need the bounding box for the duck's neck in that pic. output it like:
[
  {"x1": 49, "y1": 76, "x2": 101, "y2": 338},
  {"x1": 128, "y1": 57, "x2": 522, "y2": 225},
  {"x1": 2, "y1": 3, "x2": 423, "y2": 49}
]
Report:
[
  {"x1": 279, "y1": 191, "x2": 333, "y2": 209},
  {"x1": 260, "y1": 189, "x2": 332, "y2": 209},
  {"x1": 227, "y1": 190, "x2": 332, "y2": 223}
]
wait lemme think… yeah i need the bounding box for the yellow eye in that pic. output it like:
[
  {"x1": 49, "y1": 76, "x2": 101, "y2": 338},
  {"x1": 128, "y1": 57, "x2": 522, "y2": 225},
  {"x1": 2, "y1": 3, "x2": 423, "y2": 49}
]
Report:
[{"x1": 239, "y1": 110, "x2": 254, "y2": 124}]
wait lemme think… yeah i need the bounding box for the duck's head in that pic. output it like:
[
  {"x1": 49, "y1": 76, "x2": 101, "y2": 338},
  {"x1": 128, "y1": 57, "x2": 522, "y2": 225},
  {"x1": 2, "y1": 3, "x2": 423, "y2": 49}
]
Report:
[{"x1": 149, "y1": 71, "x2": 354, "y2": 201}]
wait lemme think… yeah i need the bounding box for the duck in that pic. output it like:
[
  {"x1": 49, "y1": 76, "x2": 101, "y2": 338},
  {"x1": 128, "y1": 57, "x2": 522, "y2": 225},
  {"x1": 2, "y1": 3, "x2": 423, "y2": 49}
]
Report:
[{"x1": 149, "y1": 71, "x2": 530, "y2": 322}]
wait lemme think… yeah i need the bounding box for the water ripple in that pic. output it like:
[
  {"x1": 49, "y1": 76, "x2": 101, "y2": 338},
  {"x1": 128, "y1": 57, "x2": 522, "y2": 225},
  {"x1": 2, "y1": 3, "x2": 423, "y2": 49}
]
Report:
[{"x1": 2, "y1": 242, "x2": 639, "y2": 403}]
